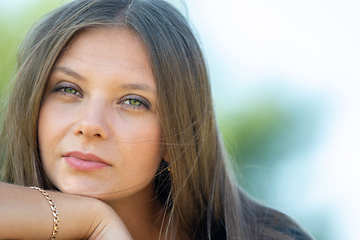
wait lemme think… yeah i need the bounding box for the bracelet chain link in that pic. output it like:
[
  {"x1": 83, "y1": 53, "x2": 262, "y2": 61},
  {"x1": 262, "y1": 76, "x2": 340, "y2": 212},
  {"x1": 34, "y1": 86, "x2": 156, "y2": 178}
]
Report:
[{"x1": 30, "y1": 186, "x2": 59, "y2": 240}]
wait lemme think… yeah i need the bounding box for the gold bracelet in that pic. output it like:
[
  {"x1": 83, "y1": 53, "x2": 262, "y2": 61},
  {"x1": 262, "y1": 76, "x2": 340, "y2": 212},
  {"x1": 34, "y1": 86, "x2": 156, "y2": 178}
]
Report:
[{"x1": 30, "y1": 186, "x2": 59, "y2": 240}]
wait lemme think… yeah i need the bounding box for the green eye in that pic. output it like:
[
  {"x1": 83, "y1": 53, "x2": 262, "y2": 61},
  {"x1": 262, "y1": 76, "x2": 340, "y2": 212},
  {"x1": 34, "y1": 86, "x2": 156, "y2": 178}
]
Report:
[
  {"x1": 52, "y1": 84, "x2": 82, "y2": 97},
  {"x1": 64, "y1": 87, "x2": 77, "y2": 94},
  {"x1": 129, "y1": 99, "x2": 141, "y2": 106},
  {"x1": 120, "y1": 96, "x2": 150, "y2": 110},
  {"x1": 123, "y1": 99, "x2": 142, "y2": 106}
]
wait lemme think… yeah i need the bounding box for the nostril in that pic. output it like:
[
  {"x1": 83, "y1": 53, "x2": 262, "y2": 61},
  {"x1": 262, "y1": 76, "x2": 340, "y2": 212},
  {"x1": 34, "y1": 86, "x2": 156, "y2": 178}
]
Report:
[
  {"x1": 78, "y1": 130, "x2": 102, "y2": 137},
  {"x1": 73, "y1": 121, "x2": 108, "y2": 139}
]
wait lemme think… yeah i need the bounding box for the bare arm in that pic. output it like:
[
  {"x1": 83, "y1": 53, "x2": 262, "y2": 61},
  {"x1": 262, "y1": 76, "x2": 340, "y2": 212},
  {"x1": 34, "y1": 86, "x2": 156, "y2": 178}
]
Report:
[{"x1": 0, "y1": 182, "x2": 132, "y2": 240}]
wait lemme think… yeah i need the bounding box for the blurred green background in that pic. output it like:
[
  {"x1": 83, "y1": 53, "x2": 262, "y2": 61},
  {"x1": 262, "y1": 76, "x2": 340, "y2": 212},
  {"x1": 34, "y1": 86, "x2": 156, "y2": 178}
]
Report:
[
  {"x1": 0, "y1": 1, "x2": 71, "y2": 90},
  {"x1": 2, "y1": 1, "x2": 352, "y2": 239}
]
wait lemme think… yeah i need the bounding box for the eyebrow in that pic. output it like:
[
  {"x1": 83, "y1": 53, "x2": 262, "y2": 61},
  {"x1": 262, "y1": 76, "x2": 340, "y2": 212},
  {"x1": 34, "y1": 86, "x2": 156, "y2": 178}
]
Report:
[
  {"x1": 121, "y1": 83, "x2": 156, "y2": 95},
  {"x1": 53, "y1": 66, "x2": 156, "y2": 95},
  {"x1": 53, "y1": 67, "x2": 85, "y2": 80}
]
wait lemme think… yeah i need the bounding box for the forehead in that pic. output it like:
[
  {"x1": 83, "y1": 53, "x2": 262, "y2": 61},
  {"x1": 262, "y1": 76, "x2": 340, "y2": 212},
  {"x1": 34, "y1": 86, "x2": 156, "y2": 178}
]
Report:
[
  {"x1": 56, "y1": 27, "x2": 151, "y2": 71},
  {"x1": 52, "y1": 27, "x2": 154, "y2": 87}
]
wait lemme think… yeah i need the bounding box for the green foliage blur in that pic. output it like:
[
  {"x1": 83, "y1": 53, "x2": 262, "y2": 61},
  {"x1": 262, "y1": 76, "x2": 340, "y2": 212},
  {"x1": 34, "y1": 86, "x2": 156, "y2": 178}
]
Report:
[
  {"x1": 0, "y1": 1, "x2": 71, "y2": 91},
  {"x1": 0, "y1": 1, "x2": 323, "y2": 239},
  {"x1": 218, "y1": 94, "x2": 319, "y2": 196}
]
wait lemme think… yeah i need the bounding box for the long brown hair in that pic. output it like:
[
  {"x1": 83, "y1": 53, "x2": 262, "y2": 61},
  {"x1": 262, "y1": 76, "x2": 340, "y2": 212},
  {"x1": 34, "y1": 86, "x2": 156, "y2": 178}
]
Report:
[{"x1": 0, "y1": 0, "x2": 312, "y2": 239}]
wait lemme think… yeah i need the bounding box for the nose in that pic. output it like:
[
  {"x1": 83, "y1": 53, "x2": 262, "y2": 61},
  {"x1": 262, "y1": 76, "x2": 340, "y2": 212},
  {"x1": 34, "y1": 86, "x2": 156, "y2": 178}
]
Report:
[{"x1": 73, "y1": 100, "x2": 110, "y2": 139}]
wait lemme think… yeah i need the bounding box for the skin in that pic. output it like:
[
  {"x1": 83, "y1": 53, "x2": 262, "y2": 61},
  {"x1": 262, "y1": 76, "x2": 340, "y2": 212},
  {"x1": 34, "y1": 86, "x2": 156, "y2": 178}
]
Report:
[
  {"x1": 38, "y1": 27, "x2": 165, "y2": 239},
  {"x1": 0, "y1": 182, "x2": 132, "y2": 240}
]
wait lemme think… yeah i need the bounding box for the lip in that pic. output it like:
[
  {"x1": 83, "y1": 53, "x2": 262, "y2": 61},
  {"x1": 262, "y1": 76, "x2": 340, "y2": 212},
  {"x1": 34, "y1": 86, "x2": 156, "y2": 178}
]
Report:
[{"x1": 63, "y1": 151, "x2": 111, "y2": 171}]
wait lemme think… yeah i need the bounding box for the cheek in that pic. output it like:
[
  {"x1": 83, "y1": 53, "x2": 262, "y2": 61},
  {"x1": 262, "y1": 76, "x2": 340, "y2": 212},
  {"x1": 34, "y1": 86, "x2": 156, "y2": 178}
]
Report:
[
  {"x1": 38, "y1": 103, "x2": 52, "y2": 155},
  {"x1": 38, "y1": 103, "x2": 56, "y2": 183},
  {"x1": 114, "y1": 113, "x2": 162, "y2": 143},
  {"x1": 38, "y1": 100, "x2": 74, "y2": 140},
  {"x1": 38, "y1": 104, "x2": 54, "y2": 151},
  {"x1": 38, "y1": 101, "x2": 71, "y2": 165},
  {"x1": 112, "y1": 118, "x2": 163, "y2": 170}
]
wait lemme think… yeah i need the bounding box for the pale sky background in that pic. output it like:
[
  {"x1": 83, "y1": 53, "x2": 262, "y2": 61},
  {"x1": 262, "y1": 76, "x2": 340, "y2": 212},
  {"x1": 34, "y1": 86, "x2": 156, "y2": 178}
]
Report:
[
  {"x1": 182, "y1": 0, "x2": 360, "y2": 239},
  {"x1": 1, "y1": 0, "x2": 359, "y2": 239}
]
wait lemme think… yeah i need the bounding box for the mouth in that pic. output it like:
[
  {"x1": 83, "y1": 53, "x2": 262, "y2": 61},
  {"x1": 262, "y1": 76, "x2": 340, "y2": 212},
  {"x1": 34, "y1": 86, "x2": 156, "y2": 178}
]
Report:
[{"x1": 63, "y1": 151, "x2": 111, "y2": 171}]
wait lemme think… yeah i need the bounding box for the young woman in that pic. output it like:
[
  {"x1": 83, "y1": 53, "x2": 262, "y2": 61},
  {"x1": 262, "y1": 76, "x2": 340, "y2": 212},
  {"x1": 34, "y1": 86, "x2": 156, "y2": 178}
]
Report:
[{"x1": 0, "y1": 0, "x2": 313, "y2": 239}]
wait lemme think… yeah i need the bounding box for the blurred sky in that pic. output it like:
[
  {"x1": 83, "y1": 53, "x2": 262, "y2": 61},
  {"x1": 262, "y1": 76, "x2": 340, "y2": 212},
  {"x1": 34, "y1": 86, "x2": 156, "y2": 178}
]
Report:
[{"x1": 1, "y1": 0, "x2": 359, "y2": 239}]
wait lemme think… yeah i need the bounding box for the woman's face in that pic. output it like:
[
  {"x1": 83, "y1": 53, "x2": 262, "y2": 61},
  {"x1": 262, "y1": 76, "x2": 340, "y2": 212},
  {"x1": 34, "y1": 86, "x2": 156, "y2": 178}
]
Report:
[{"x1": 38, "y1": 28, "x2": 163, "y2": 202}]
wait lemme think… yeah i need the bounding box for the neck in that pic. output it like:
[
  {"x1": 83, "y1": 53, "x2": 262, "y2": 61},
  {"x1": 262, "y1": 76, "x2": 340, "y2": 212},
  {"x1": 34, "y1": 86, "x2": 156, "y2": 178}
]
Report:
[{"x1": 106, "y1": 182, "x2": 165, "y2": 240}]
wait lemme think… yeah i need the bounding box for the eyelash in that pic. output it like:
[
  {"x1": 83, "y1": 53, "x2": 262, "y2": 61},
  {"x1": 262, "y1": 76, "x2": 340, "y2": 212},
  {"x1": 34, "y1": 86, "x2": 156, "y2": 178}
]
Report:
[
  {"x1": 52, "y1": 85, "x2": 150, "y2": 110},
  {"x1": 119, "y1": 95, "x2": 150, "y2": 110},
  {"x1": 52, "y1": 85, "x2": 82, "y2": 97}
]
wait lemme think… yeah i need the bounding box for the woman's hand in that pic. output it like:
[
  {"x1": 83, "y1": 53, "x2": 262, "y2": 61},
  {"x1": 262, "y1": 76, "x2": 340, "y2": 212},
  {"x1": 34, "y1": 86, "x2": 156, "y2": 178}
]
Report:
[
  {"x1": 86, "y1": 202, "x2": 132, "y2": 240},
  {"x1": 0, "y1": 182, "x2": 132, "y2": 240}
]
